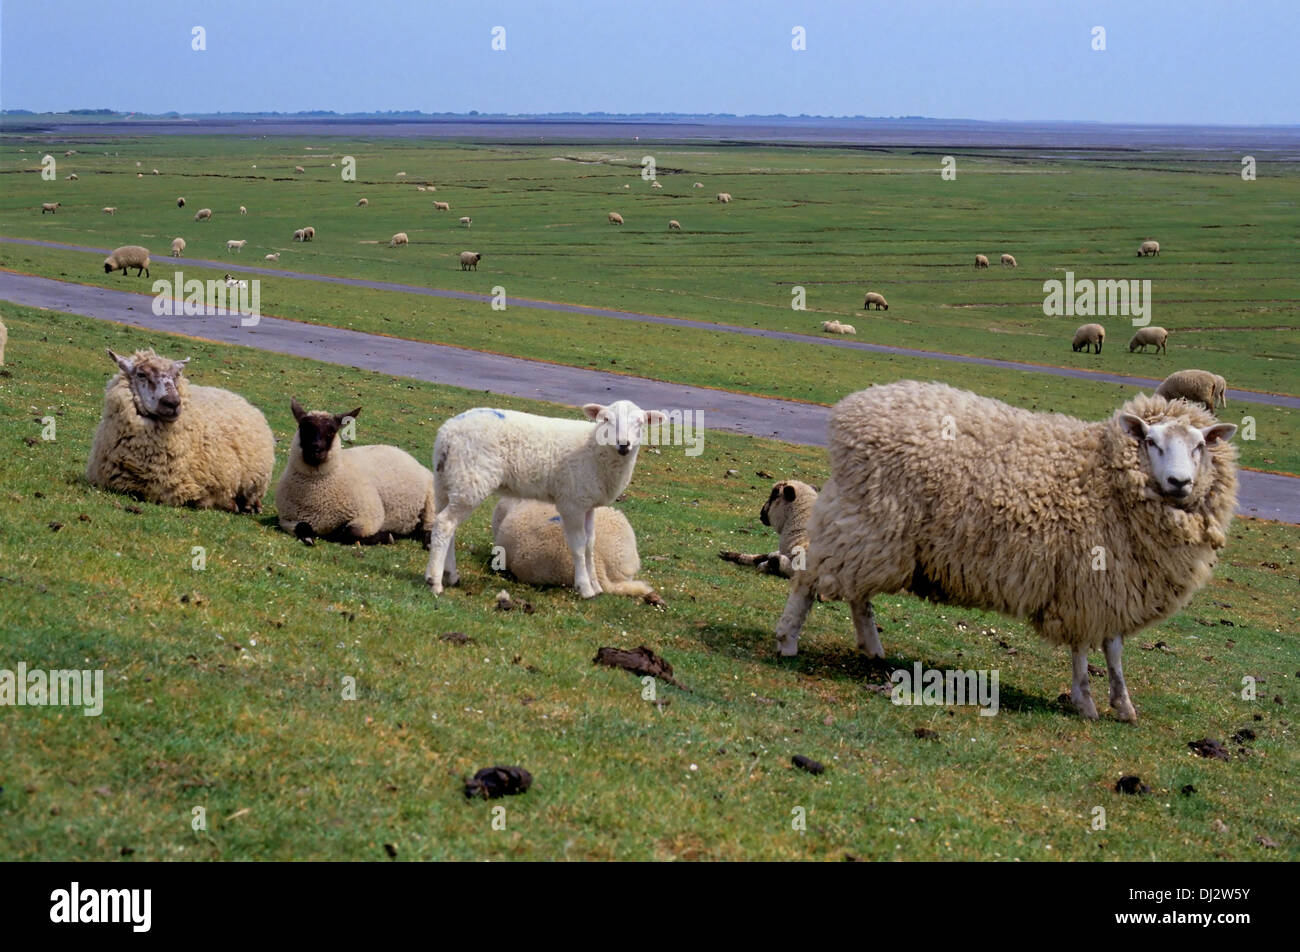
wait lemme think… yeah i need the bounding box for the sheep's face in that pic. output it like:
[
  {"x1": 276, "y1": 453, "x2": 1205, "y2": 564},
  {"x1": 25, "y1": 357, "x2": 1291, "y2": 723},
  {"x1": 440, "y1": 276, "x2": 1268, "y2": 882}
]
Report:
[
  {"x1": 1121, "y1": 414, "x2": 1237, "y2": 502},
  {"x1": 760, "y1": 482, "x2": 799, "y2": 529},
  {"x1": 291, "y1": 399, "x2": 361, "y2": 467},
  {"x1": 110, "y1": 349, "x2": 188, "y2": 422},
  {"x1": 584, "y1": 400, "x2": 666, "y2": 456}
]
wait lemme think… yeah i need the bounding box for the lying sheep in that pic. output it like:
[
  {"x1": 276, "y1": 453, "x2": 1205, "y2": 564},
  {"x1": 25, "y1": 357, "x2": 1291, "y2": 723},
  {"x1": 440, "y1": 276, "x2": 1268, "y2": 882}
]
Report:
[
  {"x1": 608, "y1": 211, "x2": 624, "y2": 225},
  {"x1": 416, "y1": 186, "x2": 426, "y2": 192},
  {"x1": 837, "y1": 322, "x2": 857, "y2": 334},
  {"x1": 459, "y1": 216, "x2": 472, "y2": 227},
  {"x1": 651, "y1": 181, "x2": 662, "y2": 189},
  {"x1": 775, "y1": 381, "x2": 1238, "y2": 723},
  {"x1": 102, "y1": 206, "x2": 117, "y2": 215},
  {"x1": 1156, "y1": 370, "x2": 1227, "y2": 414},
  {"x1": 223, "y1": 274, "x2": 247, "y2": 289},
  {"x1": 668, "y1": 220, "x2": 681, "y2": 231},
  {"x1": 356, "y1": 198, "x2": 369, "y2": 207},
  {"x1": 226, "y1": 239, "x2": 248, "y2": 253},
  {"x1": 719, "y1": 480, "x2": 818, "y2": 578},
  {"x1": 459, "y1": 251, "x2": 482, "y2": 271},
  {"x1": 171, "y1": 237, "x2": 185, "y2": 257},
  {"x1": 67, "y1": 173, "x2": 78, "y2": 181},
  {"x1": 492, "y1": 498, "x2": 659, "y2": 600},
  {"x1": 863, "y1": 292, "x2": 889, "y2": 311},
  {"x1": 1000, "y1": 253, "x2": 1017, "y2": 267},
  {"x1": 1072, "y1": 323, "x2": 1105, "y2": 354},
  {"x1": 820, "y1": 320, "x2": 856, "y2": 335},
  {"x1": 390, "y1": 232, "x2": 409, "y2": 247},
  {"x1": 177, "y1": 197, "x2": 186, "y2": 208},
  {"x1": 239, "y1": 205, "x2": 247, "y2": 215},
  {"x1": 194, "y1": 208, "x2": 212, "y2": 221},
  {"x1": 693, "y1": 182, "x2": 704, "y2": 188},
  {"x1": 1129, "y1": 326, "x2": 1169, "y2": 354},
  {"x1": 716, "y1": 192, "x2": 732, "y2": 203},
  {"x1": 433, "y1": 201, "x2": 451, "y2": 211},
  {"x1": 86, "y1": 349, "x2": 275, "y2": 513},
  {"x1": 975, "y1": 254, "x2": 989, "y2": 268},
  {"x1": 396, "y1": 171, "x2": 407, "y2": 177},
  {"x1": 103, "y1": 245, "x2": 151, "y2": 278},
  {"x1": 424, "y1": 401, "x2": 664, "y2": 598},
  {"x1": 41, "y1": 202, "x2": 60, "y2": 214},
  {"x1": 276, "y1": 400, "x2": 436, "y2": 546},
  {"x1": 294, "y1": 165, "x2": 306, "y2": 173},
  {"x1": 1137, "y1": 240, "x2": 1160, "y2": 257},
  {"x1": 265, "y1": 252, "x2": 280, "y2": 261}
]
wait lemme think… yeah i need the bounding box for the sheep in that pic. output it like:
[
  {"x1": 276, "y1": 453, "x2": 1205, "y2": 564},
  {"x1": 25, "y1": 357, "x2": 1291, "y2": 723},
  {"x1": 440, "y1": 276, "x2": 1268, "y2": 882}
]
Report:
[
  {"x1": 1000, "y1": 253, "x2": 1017, "y2": 267},
  {"x1": 668, "y1": 220, "x2": 681, "y2": 231},
  {"x1": 66, "y1": 151, "x2": 77, "y2": 157},
  {"x1": 774, "y1": 380, "x2": 1238, "y2": 724},
  {"x1": 102, "y1": 207, "x2": 117, "y2": 215},
  {"x1": 1156, "y1": 370, "x2": 1228, "y2": 415},
  {"x1": 1137, "y1": 240, "x2": 1160, "y2": 257},
  {"x1": 975, "y1": 254, "x2": 989, "y2": 268},
  {"x1": 226, "y1": 239, "x2": 248, "y2": 253},
  {"x1": 390, "y1": 232, "x2": 409, "y2": 247},
  {"x1": 716, "y1": 192, "x2": 732, "y2": 203},
  {"x1": 491, "y1": 498, "x2": 659, "y2": 600},
  {"x1": 302, "y1": 226, "x2": 315, "y2": 241},
  {"x1": 863, "y1": 292, "x2": 889, "y2": 311},
  {"x1": 837, "y1": 323, "x2": 857, "y2": 335},
  {"x1": 459, "y1": 216, "x2": 472, "y2": 227},
  {"x1": 223, "y1": 274, "x2": 247, "y2": 289},
  {"x1": 416, "y1": 186, "x2": 426, "y2": 192},
  {"x1": 433, "y1": 201, "x2": 451, "y2": 211},
  {"x1": 356, "y1": 198, "x2": 369, "y2": 207},
  {"x1": 275, "y1": 399, "x2": 436, "y2": 546},
  {"x1": 67, "y1": 173, "x2": 78, "y2": 181},
  {"x1": 177, "y1": 197, "x2": 186, "y2": 208},
  {"x1": 693, "y1": 182, "x2": 704, "y2": 188},
  {"x1": 608, "y1": 212, "x2": 624, "y2": 225},
  {"x1": 152, "y1": 169, "x2": 160, "y2": 175},
  {"x1": 0, "y1": 319, "x2": 6, "y2": 365},
  {"x1": 239, "y1": 205, "x2": 247, "y2": 215},
  {"x1": 136, "y1": 173, "x2": 143, "y2": 178},
  {"x1": 396, "y1": 171, "x2": 406, "y2": 177},
  {"x1": 651, "y1": 181, "x2": 663, "y2": 189},
  {"x1": 1072, "y1": 323, "x2": 1105, "y2": 354},
  {"x1": 459, "y1": 251, "x2": 482, "y2": 271},
  {"x1": 1129, "y1": 327, "x2": 1169, "y2": 354},
  {"x1": 292, "y1": 228, "x2": 306, "y2": 242},
  {"x1": 265, "y1": 252, "x2": 280, "y2": 262},
  {"x1": 423, "y1": 401, "x2": 664, "y2": 598},
  {"x1": 194, "y1": 208, "x2": 212, "y2": 221},
  {"x1": 102, "y1": 245, "x2": 151, "y2": 278},
  {"x1": 294, "y1": 165, "x2": 306, "y2": 173},
  {"x1": 171, "y1": 237, "x2": 185, "y2": 257},
  {"x1": 86, "y1": 348, "x2": 275, "y2": 513},
  {"x1": 41, "y1": 202, "x2": 60, "y2": 214},
  {"x1": 719, "y1": 480, "x2": 818, "y2": 578},
  {"x1": 821, "y1": 320, "x2": 856, "y2": 335}
]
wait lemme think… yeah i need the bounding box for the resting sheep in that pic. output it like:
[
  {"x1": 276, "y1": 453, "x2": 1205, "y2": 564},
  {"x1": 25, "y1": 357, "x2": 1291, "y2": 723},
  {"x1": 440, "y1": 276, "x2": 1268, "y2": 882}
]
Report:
[
  {"x1": 491, "y1": 498, "x2": 660, "y2": 600},
  {"x1": 1138, "y1": 240, "x2": 1160, "y2": 257},
  {"x1": 226, "y1": 239, "x2": 247, "y2": 253},
  {"x1": 171, "y1": 237, "x2": 185, "y2": 257},
  {"x1": 608, "y1": 212, "x2": 624, "y2": 225},
  {"x1": 86, "y1": 349, "x2": 275, "y2": 513},
  {"x1": 424, "y1": 401, "x2": 664, "y2": 598},
  {"x1": 668, "y1": 220, "x2": 681, "y2": 231},
  {"x1": 651, "y1": 181, "x2": 662, "y2": 189},
  {"x1": 863, "y1": 292, "x2": 889, "y2": 311},
  {"x1": 1156, "y1": 370, "x2": 1227, "y2": 415},
  {"x1": 821, "y1": 320, "x2": 856, "y2": 335},
  {"x1": 103, "y1": 245, "x2": 151, "y2": 278},
  {"x1": 975, "y1": 254, "x2": 989, "y2": 268},
  {"x1": 1129, "y1": 327, "x2": 1169, "y2": 354},
  {"x1": 390, "y1": 232, "x2": 409, "y2": 247},
  {"x1": 276, "y1": 400, "x2": 436, "y2": 546},
  {"x1": 693, "y1": 182, "x2": 704, "y2": 188},
  {"x1": 716, "y1": 192, "x2": 732, "y2": 203},
  {"x1": 41, "y1": 202, "x2": 60, "y2": 214},
  {"x1": 459, "y1": 251, "x2": 482, "y2": 271},
  {"x1": 265, "y1": 252, "x2": 280, "y2": 261},
  {"x1": 67, "y1": 174, "x2": 78, "y2": 181},
  {"x1": 719, "y1": 480, "x2": 818, "y2": 578},
  {"x1": 194, "y1": 208, "x2": 212, "y2": 221},
  {"x1": 775, "y1": 381, "x2": 1238, "y2": 724},
  {"x1": 1072, "y1": 323, "x2": 1105, "y2": 354},
  {"x1": 433, "y1": 201, "x2": 451, "y2": 211},
  {"x1": 1000, "y1": 253, "x2": 1017, "y2": 267}
]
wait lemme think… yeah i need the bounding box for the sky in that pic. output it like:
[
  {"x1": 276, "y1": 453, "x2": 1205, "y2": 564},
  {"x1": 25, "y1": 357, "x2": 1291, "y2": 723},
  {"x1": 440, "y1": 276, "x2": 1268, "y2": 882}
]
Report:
[{"x1": 1, "y1": 0, "x2": 1296, "y2": 124}]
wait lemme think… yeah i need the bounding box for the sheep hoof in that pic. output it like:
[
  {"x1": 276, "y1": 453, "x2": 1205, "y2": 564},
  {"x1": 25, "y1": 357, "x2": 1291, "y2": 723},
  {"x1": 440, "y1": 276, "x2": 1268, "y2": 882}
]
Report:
[
  {"x1": 776, "y1": 639, "x2": 799, "y2": 657},
  {"x1": 426, "y1": 577, "x2": 443, "y2": 594},
  {"x1": 1073, "y1": 696, "x2": 1100, "y2": 719},
  {"x1": 1113, "y1": 701, "x2": 1139, "y2": 724}
]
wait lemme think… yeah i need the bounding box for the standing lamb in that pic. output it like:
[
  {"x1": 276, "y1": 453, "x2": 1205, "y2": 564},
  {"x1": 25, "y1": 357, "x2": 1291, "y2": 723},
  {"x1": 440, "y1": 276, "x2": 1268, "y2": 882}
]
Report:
[
  {"x1": 390, "y1": 232, "x2": 409, "y2": 247},
  {"x1": 292, "y1": 228, "x2": 306, "y2": 242},
  {"x1": 171, "y1": 237, "x2": 185, "y2": 257},
  {"x1": 974, "y1": 254, "x2": 989, "y2": 268},
  {"x1": 1137, "y1": 240, "x2": 1161, "y2": 257},
  {"x1": 41, "y1": 202, "x2": 60, "y2": 214},
  {"x1": 719, "y1": 480, "x2": 819, "y2": 578},
  {"x1": 194, "y1": 208, "x2": 212, "y2": 221},
  {"x1": 1072, "y1": 323, "x2": 1105, "y2": 354},
  {"x1": 716, "y1": 192, "x2": 732, "y2": 203},
  {"x1": 423, "y1": 401, "x2": 664, "y2": 598},
  {"x1": 668, "y1": 220, "x2": 681, "y2": 231},
  {"x1": 863, "y1": 292, "x2": 889, "y2": 311},
  {"x1": 491, "y1": 498, "x2": 660, "y2": 601},
  {"x1": 239, "y1": 205, "x2": 247, "y2": 215},
  {"x1": 1000, "y1": 253, "x2": 1017, "y2": 267},
  {"x1": 226, "y1": 239, "x2": 248, "y2": 253},
  {"x1": 102, "y1": 245, "x2": 151, "y2": 278},
  {"x1": 459, "y1": 251, "x2": 482, "y2": 271},
  {"x1": 86, "y1": 349, "x2": 276, "y2": 513},
  {"x1": 1129, "y1": 327, "x2": 1169, "y2": 354},
  {"x1": 276, "y1": 400, "x2": 436, "y2": 546},
  {"x1": 1156, "y1": 370, "x2": 1228, "y2": 414},
  {"x1": 302, "y1": 226, "x2": 315, "y2": 241},
  {"x1": 775, "y1": 381, "x2": 1238, "y2": 723},
  {"x1": 608, "y1": 212, "x2": 624, "y2": 225}
]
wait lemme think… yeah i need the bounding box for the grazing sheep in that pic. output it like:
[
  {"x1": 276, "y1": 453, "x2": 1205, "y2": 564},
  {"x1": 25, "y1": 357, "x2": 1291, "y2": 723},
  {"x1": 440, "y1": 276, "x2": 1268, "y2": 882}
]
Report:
[
  {"x1": 775, "y1": 381, "x2": 1238, "y2": 723},
  {"x1": 396, "y1": 171, "x2": 406, "y2": 177},
  {"x1": 0, "y1": 319, "x2": 6, "y2": 365},
  {"x1": 459, "y1": 251, "x2": 482, "y2": 271},
  {"x1": 719, "y1": 480, "x2": 819, "y2": 578},
  {"x1": 102, "y1": 207, "x2": 117, "y2": 215},
  {"x1": 356, "y1": 197, "x2": 369, "y2": 207},
  {"x1": 693, "y1": 182, "x2": 704, "y2": 188},
  {"x1": 302, "y1": 226, "x2": 315, "y2": 242},
  {"x1": 390, "y1": 232, "x2": 409, "y2": 247},
  {"x1": 294, "y1": 165, "x2": 306, "y2": 173},
  {"x1": 424, "y1": 401, "x2": 664, "y2": 598},
  {"x1": 433, "y1": 201, "x2": 451, "y2": 211},
  {"x1": 67, "y1": 174, "x2": 78, "y2": 181},
  {"x1": 716, "y1": 192, "x2": 732, "y2": 203},
  {"x1": 171, "y1": 237, "x2": 185, "y2": 257},
  {"x1": 265, "y1": 252, "x2": 280, "y2": 262},
  {"x1": 86, "y1": 349, "x2": 275, "y2": 513},
  {"x1": 102, "y1": 245, "x2": 151, "y2": 278},
  {"x1": 651, "y1": 181, "x2": 662, "y2": 189},
  {"x1": 1072, "y1": 323, "x2": 1106, "y2": 354},
  {"x1": 492, "y1": 498, "x2": 659, "y2": 600},
  {"x1": 1137, "y1": 240, "x2": 1161, "y2": 257},
  {"x1": 194, "y1": 208, "x2": 212, "y2": 221},
  {"x1": 41, "y1": 202, "x2": 60, "y2": 214},
  {"x1": 608, "y1": 212, "x2": 624, "y2": 225},
  {"x1": 1129, "y1": 327, "x2": 1169, "y2": 354},
  {"x1": 177, "y1": 197, "x2": 186, "y2": 208},
  {"x1": 668, "y1": 219, "x2": 681, "y2": 231},
  {"x1": 1156, "y1": 370, "x2": 1228, "y2": 414},
  {"x1": 975, "y1": 254, "x2": 989, "y2": 269},
  {"x1": 152, "y1": 169, "x2": 160, "y2": 175},
  {"x1": 863, "y1": 292, "x2": 889, "y2": 311},
  {"x1": 226, "y1": 239, "x2": 248, "y2": 253},
  {"x1": 1000, "y1": 253, "x2": 1017, "y2": 267},
  {"x1": 275, "y1": 399, "x2": 436, "y2": 546},
  {"x1": 292, "y1": 228, "x2": 306, "y2": 242},
  {"x1": 459, "y1": 216, "x2": 472, "y2": 227},
  {"x1": 239, "y1": 205, "x2": 247, "y2": 215}
]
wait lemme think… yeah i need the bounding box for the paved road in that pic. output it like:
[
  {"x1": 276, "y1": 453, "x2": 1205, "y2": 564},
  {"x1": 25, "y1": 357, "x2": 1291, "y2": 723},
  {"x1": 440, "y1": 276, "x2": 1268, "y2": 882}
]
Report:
[
  {"x1": 3, "y1": 235, "x2": 1296, "y2": 410},
  {"x1": 1, "y1": 269, "x2": 1294, "y2": 523}
]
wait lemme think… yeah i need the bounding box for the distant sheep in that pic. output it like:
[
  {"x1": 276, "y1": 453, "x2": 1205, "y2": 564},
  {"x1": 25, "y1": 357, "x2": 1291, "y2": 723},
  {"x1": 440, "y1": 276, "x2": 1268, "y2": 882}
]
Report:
[
  {"x1": 194, "y1": 208, "x2": 212, "y2": 221},
  {"x1": 67, "y1": 174, "x2": 78, "y2": 181},
  {"x1": 1137, "y1": 240, "x2": 1160, "y2": 257},
  {"x1": 356, "y1": 198, "x2": 368, "y2": 207},
  {"x1": 459, "y1": 216, "x2": 472, "y2": 227},
  {"x1": 41, "y1": 202, "x2": 60, "y2": 214},
  {"x1": 103, "y1": 245, "x2": 151, "y2": 278},
  {"x1": 226, "y1": 239, "x2": 248, "y2": 253},
  {"x1": 651, "y1": 181, "x2": 662, "y2": 189},
  {"x1": 102, "y1": 206, "x2": 117, "y2": 215},
  {"x1": 1072, "y1": 323, "x2": 1105, "y2": 354},
  {"x1": 608, "y1": 212, "x2": 624, "y2": 225},
  {"x1": 416, "y1": 186, "x2": 426, "y2": 192},
  {"x1": 433, "y1": 201, "x2": 450, "y2": 211},
  {"x1": 719, "y1": 480, "x2": 818, "y2": 578},
  {"x1": 239, "y1": 205, "x2": 247, "y2": 215},
  {"x1": 975, "y1": 254, "x2": 989, "y2": 268},
  {"x1": 459, "y1": 251, "x2": 482, "y2": 271},
  {"x1": 693, "y1": 182, "x2": 704, "y2": 188},
  {"x1": 292, "y1": 228, "x2": 306, "y2": 241},
  {"x1": 821, "y1": 320, "x2": 856, "y2": 335},
  {"x1": 1157, "y1": 370, "x2": 1227, "y2": 414},
  {"x1": 152, "y1": 169, "x2": 160, "y2": 175},
  {"x1": 171, "y1": 237, "x2": 185, "y2": 257},
  {"x1": 302, "y1": 226, "x2": 315, "y2": 241},
  {"x1": 264, "y1": 252, "x2": 280, "y2": 261},
  {"x1": 396, "y1": 171, "x2": 407, "y2": 177},
  {"x1": 1129, "y1": 326, "x2": 1169, "y2": 354},
  {"x1": 863, "y1": 292, "x2": 889, "y2": 311},
  {"x1": 177, "y1": 197, "x2": 186, "y2": 208},
  {"x1": 390, "y1": 232, "x2": 409, "y2": 247},
  {"x1": 294, "y1": 165, "x2": 306, "y2": 173},
  {"x1": 1000, "y1": 253, "x2": 1017, "y2": 267},
  {"x1": 668, "y1": 220, "x2": 681, "y2": 231},
  {"x1": 716, "y1": 192, "x2": 732, "y2": 203}
]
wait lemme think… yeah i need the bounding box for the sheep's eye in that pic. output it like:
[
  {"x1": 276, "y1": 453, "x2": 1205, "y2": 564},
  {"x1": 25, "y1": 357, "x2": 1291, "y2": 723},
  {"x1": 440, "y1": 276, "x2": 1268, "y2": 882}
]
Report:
[{"x1": 1145, "y1": 438, "x2": 1162, "y2": 454}]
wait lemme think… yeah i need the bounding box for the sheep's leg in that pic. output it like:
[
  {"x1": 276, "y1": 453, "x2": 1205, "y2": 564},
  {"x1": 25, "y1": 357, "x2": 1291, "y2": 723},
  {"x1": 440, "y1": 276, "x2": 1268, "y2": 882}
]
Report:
[
  {"x1": 776, "y1": 581, "x2": 815, "y2": 656},
  {"x1": 424, "y1": 501, "x2": 474, "y2": 593},
  {"x1": 1069, "y1": 647, "x2": 1099, "y2": 719},
  {"x1": 583, "y1": 508, "x2": 601, "y2": 595},
  {"x1": 852, "y1": 597, "x2": 884, "y2": 658},
  {"x1": 559, "y1": 512, "x2": 598, "y2": 598},
  {"x1": 1103, "y1": 635, "x2": 1138, "y2": 724}
]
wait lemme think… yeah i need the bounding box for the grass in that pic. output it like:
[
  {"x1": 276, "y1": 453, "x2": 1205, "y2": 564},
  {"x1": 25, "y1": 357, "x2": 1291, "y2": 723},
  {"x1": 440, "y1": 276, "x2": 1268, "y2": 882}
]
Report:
[{"x1": 0, "y1": 304, "x2": 1296, "y2": 861}]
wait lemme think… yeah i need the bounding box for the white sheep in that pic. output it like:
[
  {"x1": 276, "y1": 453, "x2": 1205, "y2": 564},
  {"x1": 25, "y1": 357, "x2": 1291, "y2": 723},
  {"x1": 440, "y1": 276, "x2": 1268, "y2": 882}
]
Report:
[
  {"x1": 356, "y1": 198, "x2": 369, "y2": 207},
  {"x1": 265, "y1": 252, "x2": 280, "y2": 261},
  {"x1": 459, "y1": 216, "x2": 472, "y2": 227},
  {"x1": 302, "y1": 226, "x2": 315, "y2": 241},
  {"x1": 86, "y1": 349, "x2": 276, "y2": 513},
  {"x1": 1129, "y1": 327, "x2": 1169, "y2": 354},
  {"x1": 693, "y1": 182, "x2": 704, "y2": 188},
  {"x1": 223, "y1": 274, "x2": 247, "y2": 289},
  {"x1": 974, "y1": 254, "x2": 989, "y2": 268},
  {"x1": 226, "y1": 239, "x2": 248, "y2": 253},
  {"x1": 194, "y1": 208, "x2": 212, "y2": 221},
  {"x1": 1000, "y1": 253, "x2": 1017, "y2": 267},
  {"x1": 775, "y1": 381, "x2": 1238, "y2": 723},
  {"x1": 276, "y1": 400, "x2": 436, "y2": 546},
  {"x1": 433, "y1": 201, "x2": 451, "y2": 211},
  {"x1": 102, "y1": 206, "x2": 117, "y2": 215},
  {"x1": 102, "y1": 245, "x2": 151, "y2": 278},
  {"x1": 863, "y1": 292, "x2": 889, "y2": 311},
  {"x1": 152, "y1": 169, "x2": 160, "y2": 175},
  {"x1": 1137, "y1": 240, "x2": 1160, "y2": 257},
  {"x1": 719, "y1": 480, "x2": 818, "y2": 578},
  {"x1": 668, "y1": 220, "x2": 681, "y2": 231},
  {"x1": 292, "y1": 228, "x2": 306, "y2": 242},
  {"x1": 294, "y1": 165, "x2": 306, "y2": 173},
  {"x1": 459, "y1": 251, "x2": 482, "y2": 271},
  {"x1": 651, "y1": 181, "x2": 662, "y2": 189},
  {"x1": 416, "y1": 186, "x2": 426, "y2": 192},
  {"x1": 177, "y1": 197, "x2": 186, "y2": 208},
  {"x1": 390, "y1": 232, "x2": 410, "y2": 247},
  {"x1": 716, "y1": 192, "x2": 732, "y2": 203},
  {"x1": 239, "y1": 205, "x2": 247, "y2": 215},
  {"x1": 1156, "y1": 370, "x2": 1227, "y2": 414},
  {"x1": 171, "y1": 237, "x2": 185, "y2": 257},
  {"x1": 396, "y1": 171, "x2": 406, "y2": 177},
  {"x1": 67, "y1": 173, "x2": 78, "y2": 181},
  {"x1": 608, "y1": 211, "x2": 624, "y2": 225},
  {"x1": 1072, "y1": 323, "x2": 1105, "y2": 354},
  {"x1": 423, "y1": 401, "x2": 664, "y2": 598},
  {"x1": 41, "y1": 202, "x2": 60, "y2": 214}
]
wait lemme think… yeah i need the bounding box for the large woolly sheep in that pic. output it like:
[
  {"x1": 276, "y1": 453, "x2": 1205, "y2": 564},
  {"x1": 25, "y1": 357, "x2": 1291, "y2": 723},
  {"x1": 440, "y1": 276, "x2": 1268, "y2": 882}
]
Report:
[
  {"x1": 716, "y1": 192, "x2": 732, "y2": 203},
  {"x1": 821, "y1": 320, "x2": 856, "y2": 335},
  {"x1": 975, "y1": 254, "x2": 989, "y2": 269},
  {"x1": 459, "y1": 251, "x2": 482, "y2": 271},
  {"x1": 194, "y1": 208, "x2": 212, "y2": 221},
  {"x1": 276, "y1": 400, "x2": 436, "y2": 546},
  {"x1": 491, "y1": 498, "x2": 659, "y2": 600},
  {"x1": 226, "y1": 239, "x2": 248, "y2": 253},
  {"x1": 103, "y1": 245, "x2": 151, "y2": 278},
  {"x1": 302, "y1": 226, "x2": 315, "y2": 241},
  {"x1": 1000, "y1": 253, "x2": 1017, "y2": 267},
  {"x1": 668, "y1": 219, "x2": 681, "y2": 231},
  {"x1": 171, "y1": 237, "x2": 185, "y2": 257},
  {"x1": 390, "y1": 232, "x2": 409, "y2": 247},
  {"x1": 1072, "y1": 323, "x2": 1105, "y2": 354},
  {"x1": 86, "y1": 349, "x2": 275, "y2": 513},
  {"x1": 1129, "y1": 326, "x2": 1169, "y2": 354},
  {"x1": 423, "y1": 401, "x2": 664, "y2": 598},
  {"x1": 719, "y1": 480, "x2": 819, "y2": 578},
  {"x1": 608, "y1": 211, "x2": 624, "y2": 225},
  {"x1": 863, "y1": 292, "x2": 889, "y2": 311},
  {"x1": 1137, "y1": 240, "x2": 1160, "y2": 257},
  {"x1": 775, "y1": 381, "x2": 1238, "y2": 723},
  {"x1": 1156, "y1": 370, "x2": 1227, "y2": 414},
  {"x1": 433, "y1": 201, "x2": 451, "y2": 211},
  {"x1": 41, "y1": 202, "x2": 60, "y2": 214}
]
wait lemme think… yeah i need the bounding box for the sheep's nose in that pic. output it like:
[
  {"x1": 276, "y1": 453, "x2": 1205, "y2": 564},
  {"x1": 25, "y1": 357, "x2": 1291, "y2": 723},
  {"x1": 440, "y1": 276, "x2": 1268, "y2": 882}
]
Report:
[
  {"x1": 617, "y1": 444, "x2": 630, "y2": 455},
  {"x1": 160, "y1": 395, "x2": 179, "y2": 409},
  {"x1": 1167, "y1": 476, "x2": 1191, "y2": 492}
]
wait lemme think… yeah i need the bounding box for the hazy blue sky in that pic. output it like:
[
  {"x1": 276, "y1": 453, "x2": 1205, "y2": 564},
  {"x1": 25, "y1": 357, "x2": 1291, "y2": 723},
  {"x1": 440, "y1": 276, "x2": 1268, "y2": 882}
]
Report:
[{"x1": 2, "y1": 0, "x2": 1295, "y2": 123}]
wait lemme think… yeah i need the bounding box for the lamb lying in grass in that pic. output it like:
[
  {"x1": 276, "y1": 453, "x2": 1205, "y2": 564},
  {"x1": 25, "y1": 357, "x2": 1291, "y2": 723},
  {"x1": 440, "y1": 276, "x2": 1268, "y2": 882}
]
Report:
[{"x1": 719, "y1": 480, "x2": 818, "y2": 578}]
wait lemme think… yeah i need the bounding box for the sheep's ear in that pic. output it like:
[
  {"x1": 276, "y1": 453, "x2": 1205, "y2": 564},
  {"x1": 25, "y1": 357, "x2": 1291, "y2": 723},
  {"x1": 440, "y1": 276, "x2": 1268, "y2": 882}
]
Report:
[
  {"x1": 1202, "y1": 423, "x2": 1236, "y2": 446},
  {"x1": 582, "y1": 403, "x2": 605, "y2": 421},
  {"x1": 108, "y1": 349, "x2": 133, "y2": 373},
  {"x1": 1119, "y1": 413, "x2": 1148, "y2": 442},
  {"x1": 174, "y1": 357, "x2": 191, "y2": 373},
  {"x1": 339, "y1": 407, "x2": 362, "y2": 423},
  {"x1": 783, "y1": 484, "x2": 797, "y2": 502},
  {"x1": 290, "y1": 398, "x2": 307, "y2": 421},
  {"x1": 644, "y1": 410, "x2": 666, "y2": 425}
]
